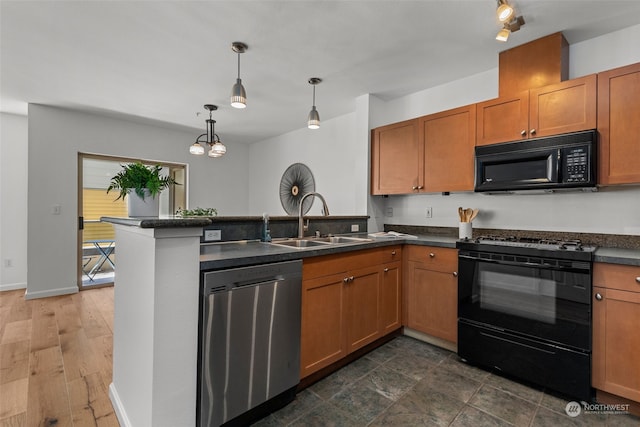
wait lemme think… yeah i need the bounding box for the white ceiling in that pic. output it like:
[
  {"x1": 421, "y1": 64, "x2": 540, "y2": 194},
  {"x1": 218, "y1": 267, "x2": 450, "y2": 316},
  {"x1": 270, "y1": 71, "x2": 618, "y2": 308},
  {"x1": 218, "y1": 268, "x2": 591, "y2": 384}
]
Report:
[{"x1": 3, "y1": 0, "x2": 640, "y2": 145}]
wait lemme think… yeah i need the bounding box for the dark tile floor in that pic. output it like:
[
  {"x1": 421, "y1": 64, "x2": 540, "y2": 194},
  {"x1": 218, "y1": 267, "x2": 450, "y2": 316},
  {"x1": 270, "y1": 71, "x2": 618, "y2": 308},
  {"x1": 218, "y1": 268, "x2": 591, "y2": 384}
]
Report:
[{"x1": 254, "y1": 336, "x2": 640, "y2": 426}]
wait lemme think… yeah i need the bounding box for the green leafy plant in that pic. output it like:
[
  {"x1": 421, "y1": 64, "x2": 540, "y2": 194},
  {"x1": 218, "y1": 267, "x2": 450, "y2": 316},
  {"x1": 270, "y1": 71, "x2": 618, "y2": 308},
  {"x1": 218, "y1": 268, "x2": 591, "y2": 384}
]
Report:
[
  {"x1": 107, "y1": 162, "x2": 177, "y2": 201},
  {"x1": 177, "y1": 207, "x2": 218, "y2": 217}
]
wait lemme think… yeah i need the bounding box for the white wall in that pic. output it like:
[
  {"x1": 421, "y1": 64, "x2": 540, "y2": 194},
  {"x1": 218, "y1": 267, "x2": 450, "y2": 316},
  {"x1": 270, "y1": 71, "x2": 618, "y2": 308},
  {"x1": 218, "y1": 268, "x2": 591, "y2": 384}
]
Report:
[
  {"x1": 248, "y1": 112, "x2": 362, "y2": 216},
  {"x1": 25, "y1": 105, "x2": 249, "y2": 298},
  {"x1": 378, "y1": 24, "x2": 640, "y2": 235},
  {"x1": 0, "y1": 113, "x2": 28, "y2": 290}
]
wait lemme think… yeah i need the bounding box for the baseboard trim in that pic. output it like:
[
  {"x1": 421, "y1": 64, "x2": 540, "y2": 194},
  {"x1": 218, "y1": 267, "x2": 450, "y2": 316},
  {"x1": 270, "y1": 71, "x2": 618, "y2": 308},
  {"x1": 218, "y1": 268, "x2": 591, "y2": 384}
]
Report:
[
  {"x1": 403, "y1": 327, "x2": 457, "y2": 352},
  {"x1": 0, "y1": 282, "x2": 27, "y2": 292},
  {"x1": 24, "y1": 285, "x2": 78, "y2": 300},
  {"x1": 109, "y1": 383, "x2": 132, "y2": 427}
]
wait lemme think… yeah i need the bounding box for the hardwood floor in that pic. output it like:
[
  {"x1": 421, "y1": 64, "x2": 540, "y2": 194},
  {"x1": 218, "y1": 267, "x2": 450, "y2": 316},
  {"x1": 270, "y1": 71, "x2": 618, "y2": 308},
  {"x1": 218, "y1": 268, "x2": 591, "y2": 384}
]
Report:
[{"x1": 0, "y1": 287, "x2": 118, "y2": 427}]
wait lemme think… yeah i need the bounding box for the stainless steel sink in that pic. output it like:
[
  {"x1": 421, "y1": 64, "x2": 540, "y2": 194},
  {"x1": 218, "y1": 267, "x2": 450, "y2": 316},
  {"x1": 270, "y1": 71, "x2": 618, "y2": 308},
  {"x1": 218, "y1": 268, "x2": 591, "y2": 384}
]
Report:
[
  {"x1": 270, "y1": 239, "x2": 332, "y2": 249},
  {"x1": 269, "y1": 236, "x2": 373, "y2": 249}
]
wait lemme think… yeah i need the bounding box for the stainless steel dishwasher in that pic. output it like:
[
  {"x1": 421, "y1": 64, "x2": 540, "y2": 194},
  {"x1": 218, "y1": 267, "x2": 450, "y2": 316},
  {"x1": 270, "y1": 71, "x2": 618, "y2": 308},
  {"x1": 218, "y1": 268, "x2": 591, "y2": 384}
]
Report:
[{"x1": 197, "y1": 260, "x2": 302, "y2": 427}]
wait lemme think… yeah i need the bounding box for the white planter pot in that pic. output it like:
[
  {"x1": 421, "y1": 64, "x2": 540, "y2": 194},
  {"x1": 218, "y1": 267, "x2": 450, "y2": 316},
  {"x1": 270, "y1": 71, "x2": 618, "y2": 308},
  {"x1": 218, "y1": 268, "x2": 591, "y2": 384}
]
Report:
[{"x1": 127, "y1": 189, "x2": 160, "y2": 217}]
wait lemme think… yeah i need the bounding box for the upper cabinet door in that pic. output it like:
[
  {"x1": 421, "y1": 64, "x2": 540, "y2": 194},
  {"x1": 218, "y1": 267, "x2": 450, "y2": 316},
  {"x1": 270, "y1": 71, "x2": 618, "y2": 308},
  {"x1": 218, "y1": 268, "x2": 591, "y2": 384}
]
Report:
[
  {"x1": 598, "y1": 62, "x2": 640, "y2": 185},
  {"x1": 476, "y1": 92, "x2": 529, "y2": 146},
  {"x1": 421, "y1": 104, "x2": 476, "y2": 192},
  {"x1": 530, "y1": 74, "x2": 597, "y2": 138},
  {"x1": 371, "y1": 119, "x2": 422, "y2": 195}
]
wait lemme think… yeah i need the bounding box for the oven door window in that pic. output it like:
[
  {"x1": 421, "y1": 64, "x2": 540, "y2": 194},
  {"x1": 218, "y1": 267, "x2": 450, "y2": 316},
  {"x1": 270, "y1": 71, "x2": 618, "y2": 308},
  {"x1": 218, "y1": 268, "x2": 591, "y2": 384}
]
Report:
[{"x1": 459, "y1": 257, "x2": 590, "y2": 350}]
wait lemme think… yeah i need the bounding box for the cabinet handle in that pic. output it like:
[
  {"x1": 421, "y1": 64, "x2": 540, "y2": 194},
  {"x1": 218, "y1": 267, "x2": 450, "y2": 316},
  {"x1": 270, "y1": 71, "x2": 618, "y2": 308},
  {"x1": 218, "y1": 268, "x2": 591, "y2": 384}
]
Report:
[
  {"x1": 530, "y1": 128, "x2": 536, "y2": 135},
  {"x1": 453, "y1": 272, "x2": 458, "y2": 277},
  {"x1": 391, "y1": 250, "x2": 396, "y2": 256},
  {"x1": 636, "y1": 277, "x2": 640, "y2": 284},
  {"x1": 412, "y1": 186, "x2": 418, "y2": 190},
  {"x1": 384, "y1": 268, "x2": 389, "y2": 272},
  {"x1": 429, "y1": 253, "x2": 435, "y2": 258},
  {"x1": 520, "y1": 130, "x2": 527, "y2": 136},
  {"x1": 417, "y1": 185, "x2": 424, "y2": 190},
  {"x1": 595, "y1": 293, "x2": 603, "y2": 301}
]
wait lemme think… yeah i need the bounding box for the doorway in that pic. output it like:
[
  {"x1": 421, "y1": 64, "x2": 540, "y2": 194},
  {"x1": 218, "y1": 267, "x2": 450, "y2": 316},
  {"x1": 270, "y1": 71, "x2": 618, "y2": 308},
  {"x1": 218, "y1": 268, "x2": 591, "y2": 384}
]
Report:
[{"x1": 78, "y1": 154, "x2": 186, "y2": 289}]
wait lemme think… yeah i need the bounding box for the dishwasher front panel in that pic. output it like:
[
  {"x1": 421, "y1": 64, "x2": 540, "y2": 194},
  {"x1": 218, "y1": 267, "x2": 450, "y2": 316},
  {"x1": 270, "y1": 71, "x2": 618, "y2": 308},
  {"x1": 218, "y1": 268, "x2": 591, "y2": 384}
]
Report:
[{"x1": 198, "y1": 260, "x2": 302, "y2": 427}]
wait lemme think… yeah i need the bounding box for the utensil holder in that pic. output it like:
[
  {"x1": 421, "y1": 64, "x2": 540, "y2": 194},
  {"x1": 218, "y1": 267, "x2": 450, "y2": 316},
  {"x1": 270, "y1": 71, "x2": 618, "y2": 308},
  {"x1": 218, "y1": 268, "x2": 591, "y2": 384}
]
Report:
[{"x1": 459, "y1": 222, "x2": 472, "y2": 240}]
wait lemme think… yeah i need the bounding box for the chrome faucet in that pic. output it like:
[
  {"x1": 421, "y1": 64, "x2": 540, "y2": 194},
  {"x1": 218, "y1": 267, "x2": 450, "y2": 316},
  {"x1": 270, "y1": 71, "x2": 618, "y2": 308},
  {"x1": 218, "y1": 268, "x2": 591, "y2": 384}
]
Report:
[{"x1": 298, "y1": 192, "x2": 330, "y2": 238}]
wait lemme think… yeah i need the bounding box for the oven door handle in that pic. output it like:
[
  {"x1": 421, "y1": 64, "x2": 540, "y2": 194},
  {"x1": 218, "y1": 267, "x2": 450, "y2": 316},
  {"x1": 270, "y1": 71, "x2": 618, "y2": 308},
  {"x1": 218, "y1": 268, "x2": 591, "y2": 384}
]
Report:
[{"x1": 458, "y1": 254, "x2": 586, "y2": 272}]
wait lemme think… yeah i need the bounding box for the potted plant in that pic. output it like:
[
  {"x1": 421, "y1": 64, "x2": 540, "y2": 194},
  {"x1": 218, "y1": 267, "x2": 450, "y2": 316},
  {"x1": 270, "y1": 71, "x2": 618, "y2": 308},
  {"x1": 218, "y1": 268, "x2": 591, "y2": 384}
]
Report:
[{"x1": 107, "y1": 162, "x2": 177, "y2": 217}]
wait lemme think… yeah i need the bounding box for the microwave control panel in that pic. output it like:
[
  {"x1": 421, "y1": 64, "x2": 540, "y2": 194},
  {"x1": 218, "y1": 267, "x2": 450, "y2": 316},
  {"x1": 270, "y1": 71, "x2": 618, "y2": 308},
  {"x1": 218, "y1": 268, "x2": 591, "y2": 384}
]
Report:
[{"x1": 562, "y1": 146, "x2": 590, "y2": 183}]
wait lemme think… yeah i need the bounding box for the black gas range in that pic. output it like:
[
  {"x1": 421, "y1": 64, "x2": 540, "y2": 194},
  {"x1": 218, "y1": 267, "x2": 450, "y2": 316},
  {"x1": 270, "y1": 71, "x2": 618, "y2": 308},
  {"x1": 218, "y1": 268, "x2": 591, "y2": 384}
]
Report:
[{"x1": 456, "y1": 234, "x2": 596, "y2": 401}]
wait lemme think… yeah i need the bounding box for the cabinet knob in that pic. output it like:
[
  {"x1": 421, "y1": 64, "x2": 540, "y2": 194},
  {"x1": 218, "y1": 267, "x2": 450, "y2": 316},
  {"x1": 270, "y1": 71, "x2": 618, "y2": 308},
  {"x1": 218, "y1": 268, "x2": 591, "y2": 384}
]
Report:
[
  {"x1": 343, "y1": 277, "x2": 349, "y2": 283},
  {"x1": 520, "y1": 130, "x2": 527, "y2": 136},
  {"x1": 530, "y1": 128, "x2": 537, "y2": 135},
  {"x1": 349, "y1": 276, "x2": 355, "y2": 282},
  {"x1": 636, "y1": 277, "x2": 640, "y2": 284},
  {"x1": 417, "y1": 185, "x2": 424, "y2": 190},
  {"x1": 429, "y1": 253, "x2": 435, "y2": 258},
  {"x1": 595, "y1": 293, "x2": 603, "y2": 301},
  {"x1": 412, "y1": 186, "x2": 418, "y2": 190},
  {"x1": 391, "y1": 250, "x2": 396, "y2": 256},
  {"x1": 453, "y1": 272, "x2": 458, "y2": 277},
  {"x1": 384, "y1": 268, "x2": 389, "y2": 272}
]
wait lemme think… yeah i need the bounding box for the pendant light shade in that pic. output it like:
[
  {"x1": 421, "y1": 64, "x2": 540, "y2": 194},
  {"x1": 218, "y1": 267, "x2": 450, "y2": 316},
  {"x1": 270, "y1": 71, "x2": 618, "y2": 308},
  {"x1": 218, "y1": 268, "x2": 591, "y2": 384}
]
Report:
[
  {"x1": 307, "y1": 77, "x2": 322, "y2": 130},
  {"x1": 189, "y1": 104, "x2": 226, "y2": 158},
  {"x1": 230, "y1": 42, "x2": 248, "y2": 109}
]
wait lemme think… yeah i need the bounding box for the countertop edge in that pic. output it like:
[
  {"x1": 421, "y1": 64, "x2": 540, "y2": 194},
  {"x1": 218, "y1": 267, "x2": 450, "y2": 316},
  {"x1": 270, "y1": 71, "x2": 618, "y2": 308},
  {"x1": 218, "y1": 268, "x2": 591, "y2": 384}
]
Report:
[{"x1": 101, "y1": 216, "x2": 212, "y2": 228}]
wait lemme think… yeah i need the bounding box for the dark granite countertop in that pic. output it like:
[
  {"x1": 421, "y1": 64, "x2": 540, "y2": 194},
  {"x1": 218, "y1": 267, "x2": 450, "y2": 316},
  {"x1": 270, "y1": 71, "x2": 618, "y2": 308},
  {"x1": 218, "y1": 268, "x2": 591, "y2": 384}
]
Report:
[
  {"x1": 594, "y1": 247, "x2": 640, "y2": 266},
  {"x1": 101, "y1": 216, "x2": 212, "y2": 228},
  {"x1": 200, "y1": 234, "x2": 458, "y2": 271}
]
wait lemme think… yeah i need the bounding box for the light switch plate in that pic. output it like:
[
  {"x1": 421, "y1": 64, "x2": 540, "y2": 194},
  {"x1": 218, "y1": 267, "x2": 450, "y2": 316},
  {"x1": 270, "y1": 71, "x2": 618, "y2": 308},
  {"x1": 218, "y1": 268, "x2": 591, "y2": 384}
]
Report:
[
  {"x1": 351, "y1": 224, "x2": 359, "y2": 232},
  {"x1": 204, "y1": 229, "x2": 221, "y2": 241}
]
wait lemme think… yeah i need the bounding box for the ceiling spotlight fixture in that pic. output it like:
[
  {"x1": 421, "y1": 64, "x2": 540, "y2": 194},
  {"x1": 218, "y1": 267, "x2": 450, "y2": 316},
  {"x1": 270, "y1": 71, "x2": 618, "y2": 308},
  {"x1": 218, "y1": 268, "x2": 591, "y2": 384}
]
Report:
[
  {"x1": 496, "y1": 0, "x2": 514, "y2": 23},
  {"x1": 307, "y1": 77, "x2": 322, "y2": 130},
  {"x1": 189, "y1": 104, "x2": 227, "y2": 158},
  {"x1": 230, "y1": 42, "x2": 248, "y2": 109},
  {"x1": 496, "y1": 15, "x2": 525, "y2": 42}
]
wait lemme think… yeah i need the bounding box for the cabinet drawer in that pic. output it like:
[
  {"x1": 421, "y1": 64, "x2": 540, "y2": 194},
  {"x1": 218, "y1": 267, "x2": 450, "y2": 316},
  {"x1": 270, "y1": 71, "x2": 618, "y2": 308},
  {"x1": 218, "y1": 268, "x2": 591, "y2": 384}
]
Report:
[
  {"x1": 594, "y1": 263, "x2": 640, "y2": 293},
  {"x1": 379, "y1": 245, "x2": 402, "y2": 264},
  {"x1": 406, "y1": 246, "x2": 457, "y2": 273}
]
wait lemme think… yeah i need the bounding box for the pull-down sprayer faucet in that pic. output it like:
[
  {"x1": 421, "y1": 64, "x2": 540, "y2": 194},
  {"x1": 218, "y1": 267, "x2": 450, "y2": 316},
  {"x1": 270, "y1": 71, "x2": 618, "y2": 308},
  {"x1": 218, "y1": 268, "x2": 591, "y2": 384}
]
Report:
[{"x1": 298, "y1": 192, "x2": 330, "y2": 238}]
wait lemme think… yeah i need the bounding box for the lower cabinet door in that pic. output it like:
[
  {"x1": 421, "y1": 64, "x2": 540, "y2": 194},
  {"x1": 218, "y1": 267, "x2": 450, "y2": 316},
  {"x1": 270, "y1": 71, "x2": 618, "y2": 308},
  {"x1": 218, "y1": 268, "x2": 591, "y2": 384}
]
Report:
[
  {"x1": 300, "y1": 272, "x2": 347, "y2": 378},
  {"x1": 380, "y1": 261, "x2": 402, "y2": 335},
  {"x1": 345, "y1": 265, "x2": 381, "y2": 353},
  {"x1": 407, "y1": 262, "x2": 458, "y2": 343},
  {"x1": 592, "y1": 286, "x2": 640, "y2": 402}
]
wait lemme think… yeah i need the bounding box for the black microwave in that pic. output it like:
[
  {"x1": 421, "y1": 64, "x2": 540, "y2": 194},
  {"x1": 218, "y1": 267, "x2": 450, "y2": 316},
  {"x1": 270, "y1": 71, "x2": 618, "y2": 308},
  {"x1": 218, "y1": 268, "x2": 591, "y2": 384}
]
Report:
[{"x1": 474, "y1": 130, "x2": 597, "y2": 193}]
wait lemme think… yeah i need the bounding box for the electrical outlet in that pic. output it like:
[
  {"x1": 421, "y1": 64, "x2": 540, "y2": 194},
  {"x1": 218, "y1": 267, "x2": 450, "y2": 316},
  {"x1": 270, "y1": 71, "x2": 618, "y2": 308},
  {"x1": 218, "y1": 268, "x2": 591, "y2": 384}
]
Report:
[
  {"x1": 426, "y1": 207, "x2": 433, "y2": 218},
  {"x1": 204, "y1": 229, "x2": 221, "y2": 241},
  {"x1": 351, "y1": 224, "x2": 359, "y2": 232},
  {"x1": 385, "y1": 207, "x2": 393, "y2": 217}
]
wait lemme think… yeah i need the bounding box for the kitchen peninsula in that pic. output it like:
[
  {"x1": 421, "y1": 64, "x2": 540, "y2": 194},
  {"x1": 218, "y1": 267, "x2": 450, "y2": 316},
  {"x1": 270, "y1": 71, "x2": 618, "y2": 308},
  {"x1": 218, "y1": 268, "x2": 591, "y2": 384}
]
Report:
[{"x1": 102, "y1": 216, "x2": 640, "y2": 426}]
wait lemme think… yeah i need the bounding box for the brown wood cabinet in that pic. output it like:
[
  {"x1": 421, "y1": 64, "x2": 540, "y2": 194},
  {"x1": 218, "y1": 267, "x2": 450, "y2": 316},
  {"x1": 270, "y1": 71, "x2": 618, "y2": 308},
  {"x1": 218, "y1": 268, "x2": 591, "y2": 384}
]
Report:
[
  {"x1": 300, "y1": 246, "x2": 402, "y2": 378},
  {"x1": 597, "y1": 62, "x2": 640, "y2": 185},
  {"x1": 420, "y1": 104, "x2": 476, "y2": 192},
  {"x1": 404, "y1": 245, "x2": 458, "y2": 344},
  {"x1": 592, "y1": 262, "x2": 640, "y2": 404},
  {"x1": 476, "y1": 75, "x2": 597, "y2": 146},
  {"x1": 371, "y1": 119, "x2": 421, "y2": 195}
]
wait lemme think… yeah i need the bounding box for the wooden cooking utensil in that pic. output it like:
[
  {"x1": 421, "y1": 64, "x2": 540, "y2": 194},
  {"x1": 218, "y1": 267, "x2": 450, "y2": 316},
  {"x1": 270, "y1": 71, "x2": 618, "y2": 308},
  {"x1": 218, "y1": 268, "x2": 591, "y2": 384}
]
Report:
[
  {"x1": 464, "y1": 208, "x2": 473, "y2": 222},
  {"x1": 469, "y1": 208, "x2": 479, "y2": 222},
  {"x1": 458, "y1": 207, "x2": 464, "y2": 222}
]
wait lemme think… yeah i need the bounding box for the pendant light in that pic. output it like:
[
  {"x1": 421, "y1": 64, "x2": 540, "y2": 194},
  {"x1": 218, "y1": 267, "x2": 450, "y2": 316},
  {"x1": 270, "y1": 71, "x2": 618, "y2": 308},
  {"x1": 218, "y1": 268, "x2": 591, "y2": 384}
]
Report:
[
  {"x1": 307, "y1": 77, "x2": 322, "y2": 130},
  {"x1": 189, "y1": 104, "x2": 227, "y2": 158},
  {"x1": 230, "y1": 42, "x2": 248, "y2": 109}
]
